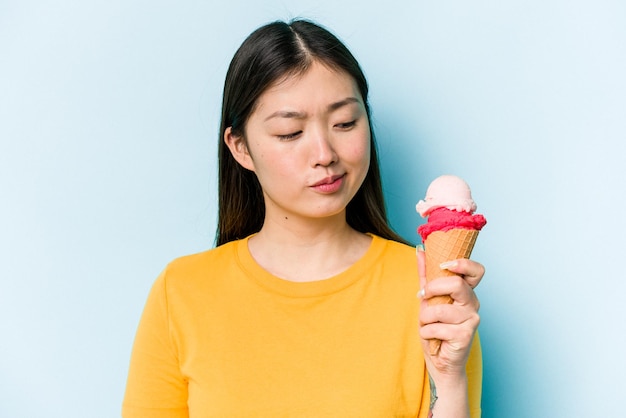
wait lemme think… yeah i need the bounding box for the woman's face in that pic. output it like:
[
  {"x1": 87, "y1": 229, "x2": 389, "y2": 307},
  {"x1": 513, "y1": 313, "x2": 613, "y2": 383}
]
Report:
[{"x1": 226, "y1": 61, "x2": 371, "y2": 224}]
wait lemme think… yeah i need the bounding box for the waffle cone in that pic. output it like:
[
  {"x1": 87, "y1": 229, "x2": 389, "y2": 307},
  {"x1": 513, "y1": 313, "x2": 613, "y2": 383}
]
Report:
[{"x1": 423, "y1": 228, "x2": 480, "y2": 355}]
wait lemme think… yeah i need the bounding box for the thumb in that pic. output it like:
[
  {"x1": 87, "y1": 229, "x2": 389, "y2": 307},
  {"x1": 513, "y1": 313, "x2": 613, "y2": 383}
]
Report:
[{"x1": 416, "y1": 244, "x2": 426, "y2": 290}]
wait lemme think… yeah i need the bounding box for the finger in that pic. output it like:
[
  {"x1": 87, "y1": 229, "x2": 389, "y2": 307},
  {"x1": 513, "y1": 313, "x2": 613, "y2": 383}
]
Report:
[
  {"x1": 416, "y1": 246, "x2": 431, "y2": 316},
  {"x1": 423, "y1": 276, "x2": 480, "y2": 309},
  {"x1": 440, "y1": 258, "x2": 485, "y2": 289},
  {"x1": 420, "y1": 302, "x2": 480, "y2": 327},
  {"x1": 419, "y1": 320, "x2": 479, "y2": 348},
  {"x1": 416, "y1": 245, "x2": 426, "y2": 290}
]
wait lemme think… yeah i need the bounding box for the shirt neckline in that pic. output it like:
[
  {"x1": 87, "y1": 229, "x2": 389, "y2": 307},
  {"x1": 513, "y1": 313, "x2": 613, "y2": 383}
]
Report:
[{"x1": 235, "y1": 233, "x2": 386, "y2": 298}]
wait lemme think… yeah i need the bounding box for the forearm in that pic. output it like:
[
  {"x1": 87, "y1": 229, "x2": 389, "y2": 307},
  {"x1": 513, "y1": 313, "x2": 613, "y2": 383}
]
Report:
[{"x1": 428, "y1": 373, "x2": 469, "y2": 418}]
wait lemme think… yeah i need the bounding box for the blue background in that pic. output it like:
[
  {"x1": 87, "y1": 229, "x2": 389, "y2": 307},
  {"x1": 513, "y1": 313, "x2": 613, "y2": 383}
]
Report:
[{"x1": 1, "y1": 1, "x2": 625, "y2": 417}]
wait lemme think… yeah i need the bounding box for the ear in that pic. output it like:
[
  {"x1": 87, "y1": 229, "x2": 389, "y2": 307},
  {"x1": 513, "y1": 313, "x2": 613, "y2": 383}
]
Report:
[{"x1": 224, "y1": 127, "x2": 255, "y2": 171}]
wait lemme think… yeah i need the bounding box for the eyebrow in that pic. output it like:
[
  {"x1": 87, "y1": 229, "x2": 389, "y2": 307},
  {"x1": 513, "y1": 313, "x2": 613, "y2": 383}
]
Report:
[
  {"x1": 328, "y1": 97, "x2": 360, "y2": 112},
  {"x1": 263, "y1": 97, "x2": 361, "y2": 121}
]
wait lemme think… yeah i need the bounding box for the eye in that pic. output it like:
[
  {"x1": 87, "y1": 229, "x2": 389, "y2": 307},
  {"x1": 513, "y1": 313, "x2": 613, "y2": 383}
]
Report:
[
  {"x1": 335, "y1": 120, "x2": 357, "y2": 130},
  {"x1": 276, "y1": 131, "x2": 302, "y2": 141}
]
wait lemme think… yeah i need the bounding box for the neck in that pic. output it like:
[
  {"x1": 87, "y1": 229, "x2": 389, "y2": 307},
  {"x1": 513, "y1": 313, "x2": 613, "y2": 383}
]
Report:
[
  {"x1": 248, "y1": 212, "x2": 371, "y2": 282},
  {"x1": 260, "y1": 210, "x2": 352, "y2": 243}
]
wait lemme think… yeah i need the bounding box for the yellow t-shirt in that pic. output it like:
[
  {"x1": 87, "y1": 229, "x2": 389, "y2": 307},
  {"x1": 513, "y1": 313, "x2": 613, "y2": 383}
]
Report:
[{"x1": 123, "y1": 234, "x2": 482, "y2": 417}]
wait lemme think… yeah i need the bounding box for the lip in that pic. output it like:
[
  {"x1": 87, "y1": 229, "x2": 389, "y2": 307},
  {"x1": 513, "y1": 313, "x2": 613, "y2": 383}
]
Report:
[
  {"x1": 310, "y1": 174, "x2": 345, "y2": 193},
  {"x1": 311, "y1": 174, "x2": 344, "y2": 187}
]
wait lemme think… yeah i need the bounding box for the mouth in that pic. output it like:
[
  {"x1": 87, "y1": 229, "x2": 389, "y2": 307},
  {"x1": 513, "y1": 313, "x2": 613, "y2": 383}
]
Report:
[
  {"x1": 310, "y1": 174, "x2": 345, "y2": 193},
  {"x1": 312, "y1": 174, "x2": 345, "y2": 187}
]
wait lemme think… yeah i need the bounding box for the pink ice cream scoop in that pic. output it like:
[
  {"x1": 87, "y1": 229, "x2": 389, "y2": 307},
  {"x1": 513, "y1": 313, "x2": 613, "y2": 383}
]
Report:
[{"x1": 416, "y1": 175, "x2": 486, "y2": 240}]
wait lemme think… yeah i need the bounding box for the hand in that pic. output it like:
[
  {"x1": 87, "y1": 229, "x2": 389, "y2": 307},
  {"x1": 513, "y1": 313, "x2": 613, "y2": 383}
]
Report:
[{"x1": 417, "y1": 247, "x2": 484, "y2": 379}]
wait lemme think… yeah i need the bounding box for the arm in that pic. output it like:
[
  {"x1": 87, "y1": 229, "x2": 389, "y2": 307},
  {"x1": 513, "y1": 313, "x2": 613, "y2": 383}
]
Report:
[
  {"x1": 417, "y1": 248, "x2": 484, "y2": 418},
  {"x1": 122, "y1": 270, "x2": 189, "y2": 418},
  {"x1": 427, "y1": 372, "x2": 468, "y2": 418},
  {"x1": 426, "y1": 335, "x2": 482, "y2": 418}
]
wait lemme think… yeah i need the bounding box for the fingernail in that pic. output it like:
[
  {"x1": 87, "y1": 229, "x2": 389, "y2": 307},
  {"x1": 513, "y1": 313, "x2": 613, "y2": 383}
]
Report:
[
  {"x1": 417, "y1": 288, "x2": 425, "y2": 298},
  {"x1": 416, "y1": 244, "x2": 425, "y2": 253},
  {"x1": 440, "y1": 260, "x2": 457, "y2": 270}
]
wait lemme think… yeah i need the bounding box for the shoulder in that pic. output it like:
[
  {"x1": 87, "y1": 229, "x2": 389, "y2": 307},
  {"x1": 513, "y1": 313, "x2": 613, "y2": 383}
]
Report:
[
  {"x1": 168, "y1": 240, "x2": 236, "y2": 268},
  {"x1": 369, "y1": 235, "x2": 417, "y2": 275},
  {"x1": 366, "y1": 235, "x2": 421, "y2": 298},
  {"x1": 374, "y1": 235, "x2": 416, "y2": 259},
  {"x1": 143, "y1": 240, "x2": 245, "y2": 316},
  {"x1": 159, "y1": 240, "x2": 240, "y2": 286}
]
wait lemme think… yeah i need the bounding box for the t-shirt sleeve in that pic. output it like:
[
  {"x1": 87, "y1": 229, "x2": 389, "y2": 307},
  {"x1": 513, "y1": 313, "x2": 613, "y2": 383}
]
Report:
[
  {"x1": 122, "y1": 269, "x2": 189, "y2": 418},
  {"x1": 466, "y1": 332, "x2": 483, "y2": 418}
]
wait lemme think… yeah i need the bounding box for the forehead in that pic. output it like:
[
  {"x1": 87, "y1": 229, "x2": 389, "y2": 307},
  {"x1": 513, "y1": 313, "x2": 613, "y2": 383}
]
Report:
[{"x1": 254, "y1": 62, "x2": 362, "y2": 113}]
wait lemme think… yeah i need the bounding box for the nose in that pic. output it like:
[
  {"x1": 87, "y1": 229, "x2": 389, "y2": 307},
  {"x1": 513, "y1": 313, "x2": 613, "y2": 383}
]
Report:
[{"x1": 310, "y1": 128, "x2": 337, "y2": 167}]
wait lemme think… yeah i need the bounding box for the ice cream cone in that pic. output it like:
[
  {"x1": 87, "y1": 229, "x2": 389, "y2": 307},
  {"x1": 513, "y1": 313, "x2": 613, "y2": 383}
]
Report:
[{"x1": 424, "y1": 228, "x2": 480, "y2": 355}]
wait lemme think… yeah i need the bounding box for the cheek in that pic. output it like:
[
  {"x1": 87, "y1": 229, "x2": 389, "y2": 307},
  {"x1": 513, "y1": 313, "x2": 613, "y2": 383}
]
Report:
[
  {"x1": 345, "y1": 135, "x2": 371, "y2": 166},
  {"x1": 253, "y1": 149, "x2": 297, "y2": 179}
]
